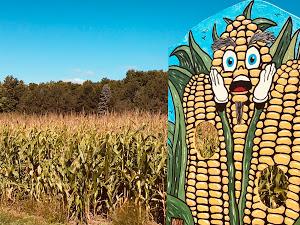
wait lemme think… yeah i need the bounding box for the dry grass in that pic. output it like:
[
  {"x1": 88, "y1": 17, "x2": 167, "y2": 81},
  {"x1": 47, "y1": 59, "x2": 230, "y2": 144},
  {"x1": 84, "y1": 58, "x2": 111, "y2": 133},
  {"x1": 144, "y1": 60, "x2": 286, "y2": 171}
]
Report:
[
  {"x1": 110, "y1": 201, "x2": 152, "y2": 225},
  {"x1": 0, "y1": 200, "x2": 65, "y2": 225},
  {"x1": 0, "y1": 203, "x2": 159, "y2": 225}
]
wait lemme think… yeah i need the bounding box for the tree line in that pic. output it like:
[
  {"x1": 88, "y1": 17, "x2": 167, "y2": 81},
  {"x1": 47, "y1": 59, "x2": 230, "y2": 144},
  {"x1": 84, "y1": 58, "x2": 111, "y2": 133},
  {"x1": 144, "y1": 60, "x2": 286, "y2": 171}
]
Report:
[{"x1": 0, "y1": 70, "x2": 168, "y2": 114}]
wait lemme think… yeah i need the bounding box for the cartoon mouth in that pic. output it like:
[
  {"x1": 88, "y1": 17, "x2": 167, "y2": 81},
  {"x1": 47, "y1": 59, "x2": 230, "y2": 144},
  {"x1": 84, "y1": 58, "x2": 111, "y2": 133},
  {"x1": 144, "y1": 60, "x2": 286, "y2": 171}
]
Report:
[{"x1": 230, "y1": 76, "x2": 252, "y2": 94}]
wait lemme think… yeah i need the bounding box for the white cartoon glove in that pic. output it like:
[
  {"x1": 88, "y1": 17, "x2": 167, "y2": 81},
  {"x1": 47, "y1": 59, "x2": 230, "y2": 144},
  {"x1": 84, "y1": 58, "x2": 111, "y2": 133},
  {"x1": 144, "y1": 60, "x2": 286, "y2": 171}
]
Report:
[
  {"x1": 209, "y1": 68, "x2": 229, "y2": 104},
  {"x1": 253, "y1": 63, "x2": 276, "y2": 103}
]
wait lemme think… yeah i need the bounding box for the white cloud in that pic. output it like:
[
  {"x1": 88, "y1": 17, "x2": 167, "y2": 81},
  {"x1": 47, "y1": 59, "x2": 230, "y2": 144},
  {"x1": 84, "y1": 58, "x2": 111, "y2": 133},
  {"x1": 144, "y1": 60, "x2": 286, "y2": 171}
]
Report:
[
  {"x1": 64, "y1": 78, "x2": 86, "y2": 84},
  {"x1": 72, "y1": 68, "x2": 96, "y2": 77},
  {"x1": 124, "y1": 65, "x2": 138, "y2": 71},
  {"x1": 62, "y1": 68, "x2": 98, "y2": 84}
]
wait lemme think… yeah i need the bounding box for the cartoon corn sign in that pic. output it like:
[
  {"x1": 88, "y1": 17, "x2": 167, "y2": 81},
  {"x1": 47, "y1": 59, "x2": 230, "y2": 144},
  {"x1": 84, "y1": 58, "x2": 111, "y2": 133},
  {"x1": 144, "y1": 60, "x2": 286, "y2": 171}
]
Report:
[{"x1": 167, "y1": 1, "x2": 300, "y2": 225}]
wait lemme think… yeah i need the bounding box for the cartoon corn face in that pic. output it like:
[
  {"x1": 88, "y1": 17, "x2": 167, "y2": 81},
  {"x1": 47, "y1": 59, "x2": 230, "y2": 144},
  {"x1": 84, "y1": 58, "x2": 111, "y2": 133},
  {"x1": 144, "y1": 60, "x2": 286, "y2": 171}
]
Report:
[{"x1": 167, "y1": 1, "x2": 300, "y2": 225}]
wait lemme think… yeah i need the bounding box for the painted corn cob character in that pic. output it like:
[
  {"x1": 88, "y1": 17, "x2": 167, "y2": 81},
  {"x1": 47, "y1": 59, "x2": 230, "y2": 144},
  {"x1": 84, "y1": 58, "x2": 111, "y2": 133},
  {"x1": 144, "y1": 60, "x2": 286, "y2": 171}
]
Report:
[{"x1": 168, "y1": 1, "x2": 300, "y2": 225}]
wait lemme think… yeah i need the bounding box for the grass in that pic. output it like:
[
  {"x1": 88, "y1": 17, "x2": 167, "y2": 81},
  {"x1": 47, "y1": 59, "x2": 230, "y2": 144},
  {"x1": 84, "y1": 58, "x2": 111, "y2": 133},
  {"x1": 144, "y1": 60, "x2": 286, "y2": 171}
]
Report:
[
  {"x1": 0, "y1": 200, "x2": 158, "y2": 225},
  {"x1": 110, "y1": 201, "x2": 151, "y2": 225},
  {"x1": 0, "y1": 206, "x2": 64, "y2": 225},
  {"x1": 0, "y1": 197, "x2": 67, "y2": 225}
]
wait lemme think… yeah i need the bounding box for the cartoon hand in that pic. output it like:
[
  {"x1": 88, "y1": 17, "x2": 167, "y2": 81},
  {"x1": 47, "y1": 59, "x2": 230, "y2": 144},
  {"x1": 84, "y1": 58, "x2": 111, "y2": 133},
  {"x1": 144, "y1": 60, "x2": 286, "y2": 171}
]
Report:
[
  {"x1": 209, "y1": 68, "x2": 229, "y2": 104},
  {"x1": 253, "y1": 63, "x2": 276, "y2": 103}
]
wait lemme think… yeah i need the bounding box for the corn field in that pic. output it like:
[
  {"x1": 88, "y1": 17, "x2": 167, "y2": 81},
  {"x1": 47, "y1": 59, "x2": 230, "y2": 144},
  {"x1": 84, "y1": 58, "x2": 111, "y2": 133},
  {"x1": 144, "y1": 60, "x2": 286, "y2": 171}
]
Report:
[{"x1": 0, "y1": 112, "x2": 167, "y2": 224}]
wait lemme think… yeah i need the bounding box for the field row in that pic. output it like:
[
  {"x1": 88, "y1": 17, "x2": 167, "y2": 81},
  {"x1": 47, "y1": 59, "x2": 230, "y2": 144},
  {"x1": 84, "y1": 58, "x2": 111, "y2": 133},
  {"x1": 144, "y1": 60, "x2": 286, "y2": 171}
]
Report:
[{"x1": 0, "y1": 113, "x2": 167, "y2": 224}]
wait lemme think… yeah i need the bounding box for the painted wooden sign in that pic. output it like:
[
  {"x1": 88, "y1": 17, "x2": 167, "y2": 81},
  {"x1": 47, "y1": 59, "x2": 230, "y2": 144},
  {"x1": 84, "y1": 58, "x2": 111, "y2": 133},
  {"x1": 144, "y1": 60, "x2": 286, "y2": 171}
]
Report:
[{"x1": 167, "y1": 1, "x2": 300, "y2": 224}]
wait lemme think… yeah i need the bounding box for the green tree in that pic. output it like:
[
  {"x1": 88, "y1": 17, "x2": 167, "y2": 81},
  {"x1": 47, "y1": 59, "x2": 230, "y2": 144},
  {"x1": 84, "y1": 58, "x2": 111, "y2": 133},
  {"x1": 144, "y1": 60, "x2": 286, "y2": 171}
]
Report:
[
  {"x1": 0, "y1": 76, "x2": 25, "y2": 112},
  {"x1": 0, "y1": 70, "x2": 168, "y2": 114}
]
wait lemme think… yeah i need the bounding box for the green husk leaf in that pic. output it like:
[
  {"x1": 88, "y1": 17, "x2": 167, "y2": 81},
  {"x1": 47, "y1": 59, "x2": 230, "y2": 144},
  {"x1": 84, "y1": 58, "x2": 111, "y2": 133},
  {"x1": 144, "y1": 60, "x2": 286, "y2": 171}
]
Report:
[
  {"x1": 238, "y1": 108, "x2": 263, "y2": 224},
  {"x1": 168, "y1": 121, "x2": 175, "y2": 136},
  {"x1": 188, "y1": 31, "x2": 212, "y2": 74},
  {"x1": 168, "y1": 66, "x2": 193, "y2": 99},
  {"x1": 283, "y1": 29, "x2": 300, "y2": 63},
  {"x1": 170, "y1": 45, "x2": 195, "y2": 74},
  {"x1": 252, "y1": 18, "x2": 277, "y2": 31},
  {"x1": 167, "y1": 84, "x2": 179, "y2": 197},
  {"x1": 168, "y1": 80, "x2": 188, "y2": 200},
  {"x1": 168, "y1": 121, "x2": 175, "y2": 146},
  {"x1": 219, "y1": 110, "x2": 239, "y2": 225},
  {"x1": 295, "y1": 217, "x2": 300, "y2": 225},
  {"x1": 168, "y1": 121, "x2": 175, "y2": 144},
  {"x1": 243, "y1": 0, "x2": 254, "y2": 19},
  {"x1": 223, "y1": 17, "x2": 233, "y2": 24},
  {"x1": 166, "y1": 195, "x2": 194, "y2": 225},
  {"x1": 167, "y1": 142, "x2": 174, "y2": 195},
  {"x1": 212, "y1": 23, "x2": 219, "y2": 41},
  {"x1": 270, "y1": 17, "x2": 293, "y2": 67},
  {"x1": 298, "y1": 45, "x2": 300, "y2": 60}
]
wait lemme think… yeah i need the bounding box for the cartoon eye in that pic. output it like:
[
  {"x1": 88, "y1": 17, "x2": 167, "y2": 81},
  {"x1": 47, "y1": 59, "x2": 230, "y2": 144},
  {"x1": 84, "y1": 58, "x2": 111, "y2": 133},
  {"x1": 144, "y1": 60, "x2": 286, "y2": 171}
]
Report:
[
  {"x1": 246, "y1": 47, "x2": 261, "y2": 69},
  {"x1": 223, "y1": 50, "x2": 237, "y2": 72}
]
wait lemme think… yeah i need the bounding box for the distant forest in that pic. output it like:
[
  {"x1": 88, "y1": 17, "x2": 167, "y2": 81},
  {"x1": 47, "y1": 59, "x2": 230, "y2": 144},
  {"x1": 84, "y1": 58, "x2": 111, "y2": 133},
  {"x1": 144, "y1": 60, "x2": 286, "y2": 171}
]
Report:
[{"x1": 0, "y1": 70, "x2": 168, "y2": 114}]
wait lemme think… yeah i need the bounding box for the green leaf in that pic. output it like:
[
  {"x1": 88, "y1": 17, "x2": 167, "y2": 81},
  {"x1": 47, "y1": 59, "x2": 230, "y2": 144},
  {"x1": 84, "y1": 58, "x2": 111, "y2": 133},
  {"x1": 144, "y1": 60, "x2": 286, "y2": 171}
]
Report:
[
  {"x1": 166, "y1": 195, "x2": 194, "y2": 225},
  {"x1": 188, "y1": 31, "x2": 212, "y2": 74},
  {"x1": 223, "y1": 17, "x2": 233, "y2": 25},
  {"x1": 298, "y1": 44, "x2": 300, "y2": 60},
  {"x1": 219, "y1": 110, "x2": 239, "y2": 225},
  {"x1": 270, "y1": 17, "x2": 293, "y2": 67},
  {"x1": 212, "y1": 23, "x2": 219, "y2": 42},
  {"x1": 167, "y1": 142, "x2": 174, "y2": 194},
  {"x1": 294, "y1": 217, "x2": 300, "y2": 225},
  {"x1": 168, "y1": 80, "x2": 188, "y2": 200},
  {"x1": 252, "y1": 18, "x2": 277, "y2": 31},
  {"x1": 168, "y1": 66, "x2": 193, "y2": 99},
  {"x1": 167, "y1": 81, "x2": 181, "y2": 197},
  {"x1": 243, "y1": 0, "x2": 254, "y2": 19},
  {"x1": 283, "y1": 29, "x2": 300, "y2": 63},
  {"x1": 170, "y1": 45, "x2": 195, "y2": 74},
  {"x1": 168, "y1": 121, "x2": 175, "y2": 135},
  {"x1": 238, "y1": 108, "x2": 263, "y2": 224},
  {"x1": 168, "y1": 121, "x2": 175, "y2": 144}
]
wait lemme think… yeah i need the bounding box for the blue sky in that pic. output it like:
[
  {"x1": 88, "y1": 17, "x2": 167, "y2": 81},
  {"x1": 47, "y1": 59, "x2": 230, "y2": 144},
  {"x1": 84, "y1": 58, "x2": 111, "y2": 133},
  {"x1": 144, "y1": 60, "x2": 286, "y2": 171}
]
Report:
[{"x1": 0, "y1": 0, "x2": 298, "y2": 83}]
